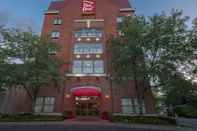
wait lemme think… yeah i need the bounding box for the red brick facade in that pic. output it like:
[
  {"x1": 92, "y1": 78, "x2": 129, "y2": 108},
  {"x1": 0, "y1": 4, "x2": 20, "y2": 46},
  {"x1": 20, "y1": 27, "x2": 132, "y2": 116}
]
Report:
[{"x1": 4, "y1": 0, "x2": 155, "y2": 116}]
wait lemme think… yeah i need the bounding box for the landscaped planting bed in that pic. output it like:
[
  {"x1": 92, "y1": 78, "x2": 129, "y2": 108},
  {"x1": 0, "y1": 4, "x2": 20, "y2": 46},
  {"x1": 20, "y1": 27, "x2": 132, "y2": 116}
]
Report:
[
  {"x1": 111, "y1": 115, "x2": 177, "y2": 125},
  {"x1": 0, "y1": 113, "x2": 64, "y2": 122}
]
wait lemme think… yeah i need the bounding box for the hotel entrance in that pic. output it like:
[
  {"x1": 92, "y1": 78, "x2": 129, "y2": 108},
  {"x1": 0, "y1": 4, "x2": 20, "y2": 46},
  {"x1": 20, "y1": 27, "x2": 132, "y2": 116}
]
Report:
[
  {"x1": 72, "y1": 86, "x2": 101, "y2": 117},
  {"x1": 75, "y1": 96, "x2": 100, "y2": 116}
]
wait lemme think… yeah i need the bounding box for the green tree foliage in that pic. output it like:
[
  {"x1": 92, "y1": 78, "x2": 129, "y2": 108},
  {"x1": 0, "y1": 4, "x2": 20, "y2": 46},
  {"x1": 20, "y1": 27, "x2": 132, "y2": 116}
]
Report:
[
  {"x1": 165, "y1": 73, "x2": 197, "y2": 107},
  {"x1": 108, "y1": 16, "x2": 147, "y2": 114},
  {"x1": 0, "y1": 27, "x2": 64, "y2": 101},
  {"x1": 109, "y1": 10, "x2": 197, "y2": 113}
]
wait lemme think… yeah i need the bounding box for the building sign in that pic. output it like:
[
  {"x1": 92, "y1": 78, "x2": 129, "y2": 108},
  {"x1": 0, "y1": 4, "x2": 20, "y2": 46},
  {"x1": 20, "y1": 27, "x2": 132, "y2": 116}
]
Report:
[{"x1": 82, "y1": 0, "x2": 96, "y2": 15}]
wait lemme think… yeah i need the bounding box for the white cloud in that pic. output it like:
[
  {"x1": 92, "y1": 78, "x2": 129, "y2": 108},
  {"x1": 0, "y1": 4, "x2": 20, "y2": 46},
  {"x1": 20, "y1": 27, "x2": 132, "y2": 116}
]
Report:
[{"x1": 0, "y1": 9, "x2": 39, "y2": 32}]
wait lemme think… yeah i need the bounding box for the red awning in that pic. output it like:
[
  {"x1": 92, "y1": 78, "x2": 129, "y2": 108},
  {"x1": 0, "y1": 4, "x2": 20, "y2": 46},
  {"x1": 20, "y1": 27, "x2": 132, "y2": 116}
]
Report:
[{"x1": 72, "y1": 87, "x2": 101, "y2": 97}]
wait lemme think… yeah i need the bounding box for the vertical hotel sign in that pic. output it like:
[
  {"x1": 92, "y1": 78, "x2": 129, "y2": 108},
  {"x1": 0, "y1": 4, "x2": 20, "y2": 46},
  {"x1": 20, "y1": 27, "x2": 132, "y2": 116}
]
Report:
[{"x1": 82, "y1": 0, "x2": 96, "y2": 15}]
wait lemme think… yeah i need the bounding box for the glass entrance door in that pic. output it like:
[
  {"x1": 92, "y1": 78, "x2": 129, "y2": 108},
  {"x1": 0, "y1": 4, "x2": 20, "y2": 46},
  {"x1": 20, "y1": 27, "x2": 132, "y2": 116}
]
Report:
[{"x1": 75, "y1": 96, "x2": 100, "y2": 116}]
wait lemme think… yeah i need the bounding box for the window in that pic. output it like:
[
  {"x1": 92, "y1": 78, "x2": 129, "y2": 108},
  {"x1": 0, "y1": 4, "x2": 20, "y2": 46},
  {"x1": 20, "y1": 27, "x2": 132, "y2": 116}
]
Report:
[
  {"x1": 134, "y1": 99, "x2": 146, "y2": 114},
  {"x1": 51, "y1": 31, "x2": 60, "y2": 38},
  {"x1": 118, "y1": 30, "x2": 124, "y2": 36},
  {"x1": 72, "y1": 60, "x2": 104, "y2": 74},
  {"x1": 43, "y1": 97, "x2": 55, "y2": 113},
  {"x1": 75, "y1": 29, "x2": 102, "y2": 38},
  {"x1": 83, "y1": 60, "x2": 93, "y2": 73},
  {"x1": 121, "y1": 98, "x2": 146, "y2": 114},
  {"x1": 48, "y1": 47, "x2": 57, "y2": 55},
  {"x1": 73, "y1": 60, "x2": 82, "y2": 74},
  {"x1": 133, "y1": 98, "x2": 139, "y2": 114},
  {"x1": 116, "y1": 16, "x2": 124, "y2": 23},
  {"x1": 53, "y1": 18, "x2": 62, "y2": 25},
  {"x1": 74, "y1": 43, "x2": 103, "y2": 54},
  {"x1": 34, "y1": 97, "x2": 55, "y2": 113},
  {"x1": 34, "y1": 97, "x2": 43, "y2": 113},
  {"x1": 94, "y1": 60, "x2": 104, "y2": 74},
  {"x1": 121, "y1": 98, "x2": 134, "y2": 114}
]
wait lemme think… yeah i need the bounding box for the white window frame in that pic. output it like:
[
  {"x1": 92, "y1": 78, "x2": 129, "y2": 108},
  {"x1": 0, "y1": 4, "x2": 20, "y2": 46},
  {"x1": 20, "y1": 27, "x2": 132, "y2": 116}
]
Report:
[
  {"x1": 121, "y1": 98, "x2": 134, "y2": 114},
  {"x1": 34, "y1": 97, "x2": 55, "y2": 113},
  {"x1": 94, "y1": 60, "x2": 104, "y2": 74},
  {"x1": 74, "y1": 43, "x2": 103, "y2": 54},
  {"x1": 73, "y1": 60, "x2": 82, "y2": 74},
  {"x1": 75, "y1": 29, "x2": 102, "y2": 38},
  {"x1": 83, "y1": 60, "x2": 93, "y2": 74},
  {"x1": 116, "y1": 16, "x2": 124, "y2": 23},
  {"x1": 53, "y1": 18, "x2": 62, "y2": 25},
  {"x1": 121, "y1": 98, "x2": 146, "y2": 114},
  {"x1": 51, "y1": 31, "x2": 60, "y2": 39},
  {"x1": 72, "y1": 60, "x2": 104, "y2": 74}
]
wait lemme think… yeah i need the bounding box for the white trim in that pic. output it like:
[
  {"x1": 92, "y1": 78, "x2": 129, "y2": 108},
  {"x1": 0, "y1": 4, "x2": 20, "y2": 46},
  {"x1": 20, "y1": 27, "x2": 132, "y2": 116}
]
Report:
[
  {"x1": 75, "y1": 19, "x2": 104, "y2": 28},
  {"x1": 45, "y1": 10, "x2": 59, "y2": 14},
  {"x1": 75, "y1": 19, "x2": 104, "y2": 23},
  {"x1": 66, "y1": 73, "x2": 109, "y2": 77},
  {"x1": 120, "y1": 8, "x2": 134, "y2": 12}
]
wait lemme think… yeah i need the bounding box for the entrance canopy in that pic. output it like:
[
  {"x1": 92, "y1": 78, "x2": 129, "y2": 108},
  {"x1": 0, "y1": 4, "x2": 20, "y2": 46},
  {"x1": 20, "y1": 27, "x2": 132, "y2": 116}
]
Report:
[{"x1": 72, "y1": 86, "x2": 101, "y2": 97}]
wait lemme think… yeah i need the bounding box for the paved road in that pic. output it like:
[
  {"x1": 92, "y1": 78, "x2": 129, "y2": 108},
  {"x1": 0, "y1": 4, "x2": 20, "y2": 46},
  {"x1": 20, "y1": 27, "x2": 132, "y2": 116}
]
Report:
[
  {"x1": 0, "y1": 124, "x2": 172, "y2": 131},
  {"x1": 177, "y1": 118, "x2": 197, "y2": 128},
  {"x1": 0, "y1": 122, "x2": 195, "y2": 131}
]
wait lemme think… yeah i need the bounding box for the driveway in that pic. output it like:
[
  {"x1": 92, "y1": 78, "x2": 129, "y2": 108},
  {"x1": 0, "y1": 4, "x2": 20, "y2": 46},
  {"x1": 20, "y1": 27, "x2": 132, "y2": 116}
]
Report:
[{"x1": 0, "y1": 121, "x2": 195, "y2": 131}]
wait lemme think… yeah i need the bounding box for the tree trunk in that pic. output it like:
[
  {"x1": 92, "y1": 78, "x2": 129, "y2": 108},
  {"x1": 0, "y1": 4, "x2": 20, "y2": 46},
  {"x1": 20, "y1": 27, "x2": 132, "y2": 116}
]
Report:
[
  {"x1": 134, "y1": 75, "x2": 144, "y2": 115},
  {"x1": 22, "y1": 84, "x2": 38, "y2": 113},
  {"x1": 110, "y1": 76, "x2": 114, "y2": 114},
  {"x1": 132, "y1": 59, "x2": 144, "y2": 115}
]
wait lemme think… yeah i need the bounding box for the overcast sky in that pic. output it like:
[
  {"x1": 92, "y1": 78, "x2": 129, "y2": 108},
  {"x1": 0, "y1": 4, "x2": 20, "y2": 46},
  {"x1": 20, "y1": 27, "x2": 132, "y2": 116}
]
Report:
[{"x1": 0, "y1": 0, "x2": 197, "y2": 32}]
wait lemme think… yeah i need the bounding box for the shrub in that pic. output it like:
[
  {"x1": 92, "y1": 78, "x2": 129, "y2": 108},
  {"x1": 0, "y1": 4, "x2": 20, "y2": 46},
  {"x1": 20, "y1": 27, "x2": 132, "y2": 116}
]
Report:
[
  {"x1": 175, "y1": 105, "x2": 197, "y2": 118},
  {"x1": 0, "y1": 114, "x2": 64, "y2": 122},
  {"x1": 112, "y1": 115, "x2": 177, "y2": 125}
]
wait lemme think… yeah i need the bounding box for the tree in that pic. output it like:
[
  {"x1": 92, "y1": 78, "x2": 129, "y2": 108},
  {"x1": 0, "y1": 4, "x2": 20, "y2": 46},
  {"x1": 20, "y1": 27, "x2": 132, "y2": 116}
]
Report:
[
  {"x1": 165, "y1": 73, "x2": 197, "y2": 108},
  {"x1": 0, "y1": 26, "x2": 7, "y2": 93},
  {"x1": 109, "y1": 10, "x2": 196, "y2": 114},
  {"x1": 0, "y1": 27, "x2": 64, "y2": 111},
  {"x1": 108, "y1": 16, "x2": 147, "y2": 114}
]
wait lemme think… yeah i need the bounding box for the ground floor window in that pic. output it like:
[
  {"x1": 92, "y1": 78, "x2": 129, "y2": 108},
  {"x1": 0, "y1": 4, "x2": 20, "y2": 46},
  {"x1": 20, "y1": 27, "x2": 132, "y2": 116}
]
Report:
[
  {"x1": 34, "y1": 97, "x2": 55, "y2": 113},
  {"x1": 121, "y1": 98, "x2": 146, "y2": 114}
]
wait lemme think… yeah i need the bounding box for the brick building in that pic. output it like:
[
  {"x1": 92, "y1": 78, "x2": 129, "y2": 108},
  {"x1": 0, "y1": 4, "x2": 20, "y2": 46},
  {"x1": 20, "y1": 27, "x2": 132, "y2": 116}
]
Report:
[{"x1": 4, "y1": 0, "x2": 155, "y2": 117}]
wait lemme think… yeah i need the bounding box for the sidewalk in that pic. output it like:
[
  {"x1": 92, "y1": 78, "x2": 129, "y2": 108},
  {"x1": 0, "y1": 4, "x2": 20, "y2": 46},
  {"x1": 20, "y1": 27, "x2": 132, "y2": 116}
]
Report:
[
  {"x1": 176, "y1": 117, "x2": 197, "y2": 128},
  {"x1": 0, "y1": 120, "x2": 195, "y2": 131}
]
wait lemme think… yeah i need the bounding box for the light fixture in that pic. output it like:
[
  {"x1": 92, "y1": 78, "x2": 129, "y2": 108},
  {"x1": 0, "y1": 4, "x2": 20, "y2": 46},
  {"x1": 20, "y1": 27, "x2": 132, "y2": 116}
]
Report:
[
  {"x1": 105, "y1": 95, "x2": 110, "y2": 99},
  {"x1": 96, "y1": 37, "x2": 100, "y2": 41},
  {"x1": 76, "y1": 55, "x2": 81, "y2": 59},
  {"x1": 65, "y1": 94, "x2": 71, "y2": 98},
  {"x1": 86, "y1": 54, "x2": 90, "y2": 58},
  {"x1": 86, "y1": 38, "x2": 90, "y2": 41},
  {"x1": 77, "y1": 38, "x2": 81, "y2": 41},
  {"x1": 96, "y1": 54, "x2": 101, "y2": 58}
]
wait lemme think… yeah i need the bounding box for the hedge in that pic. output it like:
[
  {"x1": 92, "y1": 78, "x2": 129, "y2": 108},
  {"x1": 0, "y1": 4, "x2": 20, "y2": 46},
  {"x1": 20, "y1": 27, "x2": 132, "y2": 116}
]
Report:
[
  {"x1": 175, "y1": 105, "x2": 197, "y2": 118},
  {"x1": 111, "y1": 115, "x2": 177, "y2": 125},
  {"x1": 0, "y1": 113, "x2": 64, "y2": 122}
]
